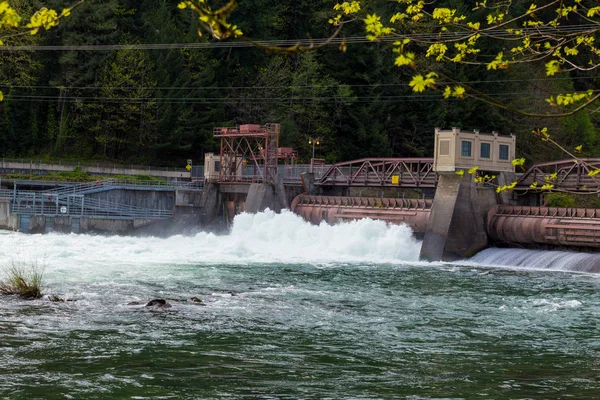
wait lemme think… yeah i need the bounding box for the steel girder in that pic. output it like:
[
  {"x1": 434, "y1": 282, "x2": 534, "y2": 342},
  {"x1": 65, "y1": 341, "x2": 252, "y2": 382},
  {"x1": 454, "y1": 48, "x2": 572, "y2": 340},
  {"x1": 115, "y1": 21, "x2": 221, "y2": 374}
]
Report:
[
  {"x1": 317, "y1": 158, "x2": 436, "y2": 188},
  {"x1": 515, "y1": 158, "x2": 600, "y2": 192},
  {"x1": 214, "y1": 125, "x2": 279, "y2": 184}
]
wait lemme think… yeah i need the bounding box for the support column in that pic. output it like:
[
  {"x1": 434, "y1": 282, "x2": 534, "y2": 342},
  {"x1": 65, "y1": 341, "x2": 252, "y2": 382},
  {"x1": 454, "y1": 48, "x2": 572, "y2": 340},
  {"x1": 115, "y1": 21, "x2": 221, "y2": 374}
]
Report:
[
  {"x1": 199, "y1": 183, "x2": 220, "y2": 224},
  {"x1": 244, "y1": 183, "x2": 280, "y2": 213},
  {"x1": 420, "y1": 173, "x2": 489, "y2": 261},
  {"x1": 300, "y1": 172, "x2": 316, "y2": 195}
]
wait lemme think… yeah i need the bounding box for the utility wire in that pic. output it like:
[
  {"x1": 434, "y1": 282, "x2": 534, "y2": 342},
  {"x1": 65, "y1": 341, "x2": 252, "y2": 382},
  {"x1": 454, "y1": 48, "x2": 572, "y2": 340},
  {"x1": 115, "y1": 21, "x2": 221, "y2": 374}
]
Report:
[
  {"x1": 1, "y1": 91, "x2": 558, "y2": 104},
  {"x1": 0, "y1": 25, "x2": 596, "y2": 51},
  {"x1": 0, "y1": 76, "x2": 595, "y2": 91}
]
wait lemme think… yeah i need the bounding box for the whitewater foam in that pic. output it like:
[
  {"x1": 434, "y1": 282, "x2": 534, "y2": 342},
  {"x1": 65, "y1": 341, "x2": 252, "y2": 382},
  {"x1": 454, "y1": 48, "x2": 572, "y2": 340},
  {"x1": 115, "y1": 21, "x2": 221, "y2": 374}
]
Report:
[
  {"x1": 0, "y1": 209, "x2": 422, "y2": 274},
  {"x1": 468, "y1": 247, "x2": 600, "y2": 273}
]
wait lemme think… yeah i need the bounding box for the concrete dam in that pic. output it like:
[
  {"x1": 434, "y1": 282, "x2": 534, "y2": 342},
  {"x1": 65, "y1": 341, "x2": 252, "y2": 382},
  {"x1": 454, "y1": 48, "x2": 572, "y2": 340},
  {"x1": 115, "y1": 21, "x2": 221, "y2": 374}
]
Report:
[{"x1": 3, "y1": 126, "x2": 600, "y2": 261}]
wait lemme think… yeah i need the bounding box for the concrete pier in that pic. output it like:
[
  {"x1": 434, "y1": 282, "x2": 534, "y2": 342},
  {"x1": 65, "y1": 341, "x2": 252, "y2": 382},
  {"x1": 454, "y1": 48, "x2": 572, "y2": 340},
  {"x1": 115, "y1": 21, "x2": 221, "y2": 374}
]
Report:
[{"x1": 420, "y1": 174, "x2": 491, "y2": 261}]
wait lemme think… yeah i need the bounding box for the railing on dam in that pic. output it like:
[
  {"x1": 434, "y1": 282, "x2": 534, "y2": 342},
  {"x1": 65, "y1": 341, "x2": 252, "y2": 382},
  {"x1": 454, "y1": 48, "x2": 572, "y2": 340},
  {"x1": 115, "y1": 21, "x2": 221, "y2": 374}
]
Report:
[
  {"x1": 1, "y1": 178, "x2": 203, "y2": 197},
  {"x1": 47, "y1": 178, "x2": 204, "y2": 195},
  {"x1": 215, "y1": 165, "x2": 332, "y2": 185},
  {"x1": 2, "y1": 190, "x2": 172, "y2": 220}
]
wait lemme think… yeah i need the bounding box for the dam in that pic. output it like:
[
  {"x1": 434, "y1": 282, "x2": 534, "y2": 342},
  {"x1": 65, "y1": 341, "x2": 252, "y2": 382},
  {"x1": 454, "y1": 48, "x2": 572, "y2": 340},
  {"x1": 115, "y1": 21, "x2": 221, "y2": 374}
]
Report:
[{"x1": 1, "y1": 125, "x2": 600, "y2": 260}]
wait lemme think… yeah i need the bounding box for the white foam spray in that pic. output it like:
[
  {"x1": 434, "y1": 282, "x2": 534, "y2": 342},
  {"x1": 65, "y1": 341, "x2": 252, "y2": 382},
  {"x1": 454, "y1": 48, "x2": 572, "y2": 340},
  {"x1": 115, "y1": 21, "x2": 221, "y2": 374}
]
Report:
[
  {"x1": 468, "y1": 247, "x2": 600, "y2": 273},
  {"x1": 0, "y1": 209, "x2": 422, "y2": 271}
]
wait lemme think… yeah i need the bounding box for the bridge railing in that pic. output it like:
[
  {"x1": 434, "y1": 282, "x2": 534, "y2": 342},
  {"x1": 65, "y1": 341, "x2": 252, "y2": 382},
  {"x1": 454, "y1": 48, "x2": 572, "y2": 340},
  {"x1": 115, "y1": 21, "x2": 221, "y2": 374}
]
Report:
[
  {"x1": 214, "y1": 164, "x2": 331, "y2": 184},
  {"x1": 218, "y1": 175, "x2": 265, "y2": 183},
  {"x1": 516, "y1": 158, "x2": 600, "y2": 192},
  {"x1": 8, "y1": 191, "x2": 172, "y2": 219},
  {"x1": 317, "y1": 158, "x2": 436, "y2": 188}
]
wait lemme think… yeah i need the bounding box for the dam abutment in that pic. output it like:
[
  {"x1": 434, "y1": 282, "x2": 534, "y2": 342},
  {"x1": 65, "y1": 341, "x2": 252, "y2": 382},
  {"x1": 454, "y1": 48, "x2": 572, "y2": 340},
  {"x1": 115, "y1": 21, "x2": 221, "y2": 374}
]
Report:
[{"x1": 420, "y1": 174, "x2": 491, "y2": 261}]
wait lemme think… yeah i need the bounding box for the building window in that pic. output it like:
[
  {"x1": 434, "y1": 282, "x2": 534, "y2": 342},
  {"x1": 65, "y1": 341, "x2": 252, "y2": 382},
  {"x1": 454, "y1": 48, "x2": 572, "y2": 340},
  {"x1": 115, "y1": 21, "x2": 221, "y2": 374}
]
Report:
[
  {"x1": 461, "y1": 141, "x2": 472, "y2": 157},
  {"x1": 499, "y1": 144, "x2": 509, "y2": 160},
  {"x1": 480, "y1": 142, "x2": 491, "y2": 159},
  {"x1": 215, "y1": 161, "x2": 221, "y2": 172},
  {"x1": 439, "y1": 139, "x2": 450, "y2": 156}
]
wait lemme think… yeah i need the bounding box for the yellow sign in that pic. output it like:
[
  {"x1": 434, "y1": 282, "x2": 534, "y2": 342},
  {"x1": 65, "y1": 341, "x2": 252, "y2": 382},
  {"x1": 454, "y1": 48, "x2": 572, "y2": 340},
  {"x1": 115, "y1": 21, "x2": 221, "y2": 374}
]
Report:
[
  {"x1": 186, "y1": 164, "x2": 192, "y2": 171},
  {"x1": 391, "y1": 175, "x2": 399, "y2": 184}
]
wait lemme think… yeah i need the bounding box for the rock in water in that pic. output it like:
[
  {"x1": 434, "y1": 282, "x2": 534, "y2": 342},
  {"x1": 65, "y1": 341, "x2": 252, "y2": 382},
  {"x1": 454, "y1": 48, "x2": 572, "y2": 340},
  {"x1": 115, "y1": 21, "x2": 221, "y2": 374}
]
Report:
[
  {"x1": 145, "y1": 299, "x2": 172, "y2": 308},
  {"x1": 42, "y1": 294, "x2": 65, "y2": 302},
  {"x1": 187, "y1": 297, "x2": 203, "y2": 303}
]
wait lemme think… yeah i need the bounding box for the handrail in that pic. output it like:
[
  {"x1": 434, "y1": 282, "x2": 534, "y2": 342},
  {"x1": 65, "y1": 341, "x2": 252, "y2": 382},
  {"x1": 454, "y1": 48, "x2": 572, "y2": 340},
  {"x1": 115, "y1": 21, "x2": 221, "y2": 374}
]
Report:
[
  {"x1": 8, "y1": 191, "x2": 172, "y2": 219},
  {"x1": 10, "y1": 178, "x2": 204, "y2": 197}
]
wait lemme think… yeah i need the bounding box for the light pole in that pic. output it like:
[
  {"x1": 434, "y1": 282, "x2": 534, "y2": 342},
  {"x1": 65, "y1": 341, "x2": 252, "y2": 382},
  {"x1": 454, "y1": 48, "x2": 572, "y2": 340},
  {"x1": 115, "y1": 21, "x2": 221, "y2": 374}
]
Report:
[{"x1": 308, "y1": 137, "x2": 320, "y2": 173}]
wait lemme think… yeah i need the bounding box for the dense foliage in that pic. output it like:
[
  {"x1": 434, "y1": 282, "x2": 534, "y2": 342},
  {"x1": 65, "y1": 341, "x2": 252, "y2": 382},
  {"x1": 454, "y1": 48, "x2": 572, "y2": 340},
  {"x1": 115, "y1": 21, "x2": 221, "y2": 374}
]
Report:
[{"x1": 0, "y1": 0, "x2": 598, "y2": 167}]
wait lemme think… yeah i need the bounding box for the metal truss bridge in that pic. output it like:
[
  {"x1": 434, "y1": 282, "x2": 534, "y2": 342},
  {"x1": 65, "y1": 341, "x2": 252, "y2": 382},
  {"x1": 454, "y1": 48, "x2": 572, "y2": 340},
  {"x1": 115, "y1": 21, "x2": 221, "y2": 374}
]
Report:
[
  {"x1": 295, "y1": 157, "x2": 600, "y2": 192},
  {"x1": 514, "y1": 158, "x2": 600, "y2": 192},
  {"x1": 314, "y1": 158, "x2": 437, "y2": 188}
]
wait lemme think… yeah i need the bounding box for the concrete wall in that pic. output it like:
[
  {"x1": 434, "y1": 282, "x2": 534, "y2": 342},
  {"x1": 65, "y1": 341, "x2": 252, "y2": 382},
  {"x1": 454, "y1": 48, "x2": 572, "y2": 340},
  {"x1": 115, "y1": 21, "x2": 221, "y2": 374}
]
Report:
[
  {"x1": 53, "y1": 216, "x2": 75, "y2": 233},
  {"x1": 477, "y1": 187, "x2": 499, "y2": 221},
  {"x1": 245, "y1": 183, "x2": 280, "y2": 213},
  {"x1": 0, "y1": 199, "x2": 17, "y2": 230},
  {"x1": 88, "y1": 189, "x2": 174, "y2": 210},
  {"x1": 176, "y1": 190, "x2": 204, "y2": 207},
  {"x1": 29, "y1": 215, "x2": 46, "y2": 233},
  {"x1": 0, "y1": 160, "x2": 190, "y2": 179},
  {"x1": 20, "y1": 214, "x2": 157, "y2": 235},
  {"x1": 420, "y1": 174, "x2": 492, "y2": 261}
]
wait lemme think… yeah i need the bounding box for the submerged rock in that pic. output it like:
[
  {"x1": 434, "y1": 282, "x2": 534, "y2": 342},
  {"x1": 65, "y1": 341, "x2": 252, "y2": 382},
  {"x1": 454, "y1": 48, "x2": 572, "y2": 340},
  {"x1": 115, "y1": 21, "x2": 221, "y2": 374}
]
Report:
[
  {"x1": 41, "y1": 294, "x2": 73, "y2": 302},
  {"x1": 187, "y1": 297, "x2": 205, "y2": 304},
  {"x1": 145, "y1": 299, "x2": 172, "y2": 308}
]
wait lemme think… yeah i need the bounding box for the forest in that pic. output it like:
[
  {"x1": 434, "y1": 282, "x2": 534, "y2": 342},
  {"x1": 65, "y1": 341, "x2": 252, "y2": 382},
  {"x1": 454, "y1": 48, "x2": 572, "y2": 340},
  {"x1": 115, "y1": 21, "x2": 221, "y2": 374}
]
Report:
[{"x1": 0, "y1": 0, "x2": 598, "y2": 167}]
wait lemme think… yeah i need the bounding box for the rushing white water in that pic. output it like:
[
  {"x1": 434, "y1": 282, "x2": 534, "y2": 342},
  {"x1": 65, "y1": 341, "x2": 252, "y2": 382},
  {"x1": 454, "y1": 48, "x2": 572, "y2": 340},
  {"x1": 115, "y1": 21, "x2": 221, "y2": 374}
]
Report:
[
  {"x1": 470, "y1": 247, "x2": 600, "y2": 273},
  {"x1": 2, "y1": 210, "x2": 600, "y2": 278},
  {"x1": 0, "y1": 209, "x2": 422, "y2": 270}
]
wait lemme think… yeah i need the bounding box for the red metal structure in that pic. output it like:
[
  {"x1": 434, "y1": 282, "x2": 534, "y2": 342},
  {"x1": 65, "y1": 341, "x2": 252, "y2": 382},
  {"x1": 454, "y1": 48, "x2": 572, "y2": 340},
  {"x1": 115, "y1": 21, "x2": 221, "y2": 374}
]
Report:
[
  {"x1": 317, "y1": 158, "x2": 436, "y2": 188},
  {"x1": 290, "y1": 195, "x2": 432, "y2": 232},
  {"x1": 277, "y1": 147, "x2": 297, "y2": 162},
  {"x1": 213, "y1": 124, "x2": 280, "y2": 184},
  {"x1": 487, "y1": 205, "x2": 600, "y2": 248},
  {"x1": 515, "y1": 158, "x2": 600, "y2": 192}
]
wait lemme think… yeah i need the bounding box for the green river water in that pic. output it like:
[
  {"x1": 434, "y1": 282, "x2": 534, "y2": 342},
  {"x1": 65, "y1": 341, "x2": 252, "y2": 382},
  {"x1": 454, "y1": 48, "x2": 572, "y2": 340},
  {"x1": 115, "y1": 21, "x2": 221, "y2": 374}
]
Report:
[{"x1": 0, "y1": 211, "x2": 598, "y2": 399}]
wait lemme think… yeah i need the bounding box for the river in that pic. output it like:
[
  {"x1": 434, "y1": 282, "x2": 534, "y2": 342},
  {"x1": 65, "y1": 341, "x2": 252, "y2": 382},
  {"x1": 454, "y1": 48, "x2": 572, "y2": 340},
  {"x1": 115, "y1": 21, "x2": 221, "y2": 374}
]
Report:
[{"x1": 1, "y1": 210, "x2": 599, "y2": 399}]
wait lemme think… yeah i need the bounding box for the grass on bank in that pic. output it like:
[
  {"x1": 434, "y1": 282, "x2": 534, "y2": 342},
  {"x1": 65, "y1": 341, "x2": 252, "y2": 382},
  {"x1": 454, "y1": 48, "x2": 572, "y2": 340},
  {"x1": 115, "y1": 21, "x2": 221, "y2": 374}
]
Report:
[
  {"x1": 2, "y1": 169, "x2": 166, "y2": 183},
  {"x1": 0, "y1": 262, "x2": 44, "y2": 299}
]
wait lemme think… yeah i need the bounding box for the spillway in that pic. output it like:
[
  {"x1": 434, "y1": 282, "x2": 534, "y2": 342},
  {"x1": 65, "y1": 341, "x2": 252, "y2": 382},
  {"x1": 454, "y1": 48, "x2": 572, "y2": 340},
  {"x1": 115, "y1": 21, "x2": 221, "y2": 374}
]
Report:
[{"x1": 469, "y1": 247, "x2": 600, "y2": 273}]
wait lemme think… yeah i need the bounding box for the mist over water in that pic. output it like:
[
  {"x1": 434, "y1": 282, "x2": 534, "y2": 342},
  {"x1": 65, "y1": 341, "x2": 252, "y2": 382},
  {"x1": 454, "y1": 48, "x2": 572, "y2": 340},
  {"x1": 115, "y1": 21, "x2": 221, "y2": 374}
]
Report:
[
  {"x1": 0, "y1": 209, "x2": 422, "y2": 268},
  {"x1": 1, "y1": 210, "x2": 599, "y2": 399}
]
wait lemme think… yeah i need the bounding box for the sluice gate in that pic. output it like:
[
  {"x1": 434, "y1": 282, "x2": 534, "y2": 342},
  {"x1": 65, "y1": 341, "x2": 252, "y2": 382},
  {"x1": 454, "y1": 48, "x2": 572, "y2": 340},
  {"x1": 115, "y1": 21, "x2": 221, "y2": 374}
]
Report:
[
  {"x1": 487, "y1": 205, "x2": 600, "y2": 248},
  {"x1": 290, "y1": 195, "x2": 432, "y2": 232}
]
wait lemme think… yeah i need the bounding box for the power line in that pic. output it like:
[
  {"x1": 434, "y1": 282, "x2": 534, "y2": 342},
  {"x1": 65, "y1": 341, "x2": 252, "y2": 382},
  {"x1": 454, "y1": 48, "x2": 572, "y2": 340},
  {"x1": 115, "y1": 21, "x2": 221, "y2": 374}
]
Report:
[
  {"x1": 0, "y1": 76, "x2": 595, "y2": 92},
  {"x1": 1, "y1": 90, "x2": 560, "y2": 104},
  {"x1": 0, "y1": 25, "x2": 596, "y2": 51}
]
